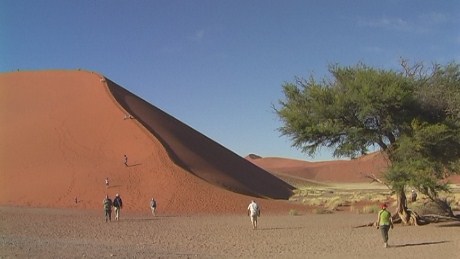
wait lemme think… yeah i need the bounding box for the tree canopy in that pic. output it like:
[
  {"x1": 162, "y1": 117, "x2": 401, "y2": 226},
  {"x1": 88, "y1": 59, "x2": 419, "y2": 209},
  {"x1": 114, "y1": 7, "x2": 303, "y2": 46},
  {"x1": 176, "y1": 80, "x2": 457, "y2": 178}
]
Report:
[{"x1": 276, "y1": 60, "x2": 460, "y2": 220}]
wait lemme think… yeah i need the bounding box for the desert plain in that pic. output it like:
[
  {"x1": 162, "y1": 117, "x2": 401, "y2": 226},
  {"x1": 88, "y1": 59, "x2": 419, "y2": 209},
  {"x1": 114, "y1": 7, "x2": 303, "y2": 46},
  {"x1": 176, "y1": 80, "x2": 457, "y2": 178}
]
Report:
[{"x1": 2, "y1": 205, "x2": 460, "y2": 258}]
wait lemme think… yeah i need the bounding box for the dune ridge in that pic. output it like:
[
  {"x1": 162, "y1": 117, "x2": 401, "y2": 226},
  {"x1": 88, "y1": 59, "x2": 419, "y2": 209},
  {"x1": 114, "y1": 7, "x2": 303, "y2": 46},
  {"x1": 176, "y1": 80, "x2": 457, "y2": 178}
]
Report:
[
  {"x1": 0, "y1": 70, "x2": 297, "y2": 214},
  {"x1": 104, "y1": 78, "x2": 294, "y2": 199}
]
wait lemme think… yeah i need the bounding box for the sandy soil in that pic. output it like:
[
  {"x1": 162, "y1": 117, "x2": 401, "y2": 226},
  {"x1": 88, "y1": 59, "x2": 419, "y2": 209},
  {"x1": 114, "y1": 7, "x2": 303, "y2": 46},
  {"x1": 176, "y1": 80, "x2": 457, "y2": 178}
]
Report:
[{"x1": 1, "y1": 206, "x2": 459, "y2": 259}]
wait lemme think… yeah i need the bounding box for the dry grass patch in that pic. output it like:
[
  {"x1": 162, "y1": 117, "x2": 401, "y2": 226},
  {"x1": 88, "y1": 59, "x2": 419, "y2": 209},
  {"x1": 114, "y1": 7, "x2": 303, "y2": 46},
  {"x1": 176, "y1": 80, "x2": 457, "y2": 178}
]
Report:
[
  {"x1": 289, "y1": 209, "x2": 301, "y2": 216},
  {"x1": 352, "y1": 204, "x2": 380, "y2": 214},
  {"x1": 292, "y1": 184, "x2": 394, "y2": 213}
]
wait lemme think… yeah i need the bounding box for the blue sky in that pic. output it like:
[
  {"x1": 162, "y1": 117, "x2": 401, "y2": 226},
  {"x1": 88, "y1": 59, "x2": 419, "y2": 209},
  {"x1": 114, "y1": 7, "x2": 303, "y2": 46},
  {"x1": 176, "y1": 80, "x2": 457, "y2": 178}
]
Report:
[{"x1": 2, "y1": 1, "x2": 459, "y2": 161}]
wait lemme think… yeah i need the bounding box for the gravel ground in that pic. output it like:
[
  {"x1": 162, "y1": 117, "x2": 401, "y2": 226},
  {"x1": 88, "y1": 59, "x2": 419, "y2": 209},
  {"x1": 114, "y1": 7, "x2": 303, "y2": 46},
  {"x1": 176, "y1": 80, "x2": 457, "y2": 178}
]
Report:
[{"x1": 1, "y1": 206, "x2": 459, "y2": 259}]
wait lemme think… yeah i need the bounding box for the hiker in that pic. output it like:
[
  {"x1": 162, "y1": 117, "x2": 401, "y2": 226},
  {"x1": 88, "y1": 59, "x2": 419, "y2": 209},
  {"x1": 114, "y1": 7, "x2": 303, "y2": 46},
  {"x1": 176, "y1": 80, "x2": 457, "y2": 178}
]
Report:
[
  {"x1": 411, "y1": 189, "x2": 417, "y2": 202},
  {"x1": 113, "y1": 193, "x2": 123, "y2": 221},
  {"x1": 150, "y1": 198, "x2": 157, "y2": 217},
  {"x1": 376, "y1": 203, "x2": 394, "y2": 248},
  {"x1": 247, "y1": 200, "x2": 260, "y2": 230},
  {"x1": 124, "y1": 114, "x2": 133, "y2": 120},
  {"x1": 105, "y1": 177, "x2": 109, "y2": 188},
  {"x1": 103, "y1": 195, "x2": 113, "y2": 222},
  {"x1": 123, "y1": 155, "x2": 128, "y2": 167}
]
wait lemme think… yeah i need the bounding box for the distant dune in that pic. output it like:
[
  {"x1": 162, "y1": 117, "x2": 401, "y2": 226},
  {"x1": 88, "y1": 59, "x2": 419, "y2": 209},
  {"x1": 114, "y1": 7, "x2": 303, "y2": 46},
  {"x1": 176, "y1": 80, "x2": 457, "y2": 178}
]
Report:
[
  {"x1": 246, "y1": 152, "x2": 390, "y2": 185},
  {"x1": 0, "y1": 70, "x2": 297, "y2": 214}
]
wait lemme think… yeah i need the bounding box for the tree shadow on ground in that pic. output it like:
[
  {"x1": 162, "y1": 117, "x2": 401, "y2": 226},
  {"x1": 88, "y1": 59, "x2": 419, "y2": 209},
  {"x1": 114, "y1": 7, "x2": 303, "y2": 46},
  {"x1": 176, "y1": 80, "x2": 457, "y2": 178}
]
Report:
[
  {"x1": 392, "y1": 240, "x2": 449, "y2": 248},
  {"x1": 436, "y1": 222, "x2": 460, "y2": 227},
  {"x1": 257, "y1": 226, "x2": 308, "y2": 231},
  {"x1": 121, "y1": 215, "x2": 191, "y2": 222},
  {"x1": 121, "y1": 218, "x2": 159, "y2": 222}
]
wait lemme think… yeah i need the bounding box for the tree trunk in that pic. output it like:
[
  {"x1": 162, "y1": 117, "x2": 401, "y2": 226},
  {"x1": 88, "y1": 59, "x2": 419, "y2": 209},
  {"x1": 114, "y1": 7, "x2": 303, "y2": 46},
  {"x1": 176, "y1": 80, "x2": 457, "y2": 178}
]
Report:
[
  {"x1": 395, "y1": 189, "x2": 421, "y2": 225},
  {"x1": 396, "y1": 189, "x2": 410, "y2": 224}
]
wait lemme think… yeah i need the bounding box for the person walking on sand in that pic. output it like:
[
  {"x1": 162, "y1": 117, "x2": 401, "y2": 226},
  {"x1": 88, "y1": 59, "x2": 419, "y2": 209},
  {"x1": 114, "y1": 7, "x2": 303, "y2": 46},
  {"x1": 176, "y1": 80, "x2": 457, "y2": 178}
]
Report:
[
  {"x1": 113, "y1": 193, "x2": 123, "y2": 221},
  {"x1": 123, "y1": 155, "x2": 128, "y2": 167},
  {"x1": 247, "y1": 200, "x2": 260, "y2": 230},
  {"x1": 376, "y1": 203, "x2": 394, "y2": 248},
  {"x1": 105, "y1": 177, "x2": 109, "y2": 188},
  {"x1": 103, "y1": 195, "x2": 113, "y2": 222},
  {"x1": 150, "y1": 198, "x2": 157, "y2": 217}
]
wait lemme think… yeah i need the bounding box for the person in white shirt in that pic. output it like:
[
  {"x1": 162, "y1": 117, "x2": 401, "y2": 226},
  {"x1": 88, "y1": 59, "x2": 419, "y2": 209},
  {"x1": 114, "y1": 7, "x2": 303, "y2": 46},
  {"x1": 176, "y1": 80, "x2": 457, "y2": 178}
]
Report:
[{"x1": 247, "y1": 200, "x2": 260, "y2": 229}]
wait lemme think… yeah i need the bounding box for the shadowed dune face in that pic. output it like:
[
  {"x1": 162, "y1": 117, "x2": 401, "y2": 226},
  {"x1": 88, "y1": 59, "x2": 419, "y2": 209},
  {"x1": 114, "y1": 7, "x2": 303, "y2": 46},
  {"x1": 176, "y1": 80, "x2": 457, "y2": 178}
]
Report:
[
  {"x1": 105, "y1": 79, "x2": 294, "y2": 199},
  {"x1": 0, "y1": 70, "x2": 295, "y2": 214}
]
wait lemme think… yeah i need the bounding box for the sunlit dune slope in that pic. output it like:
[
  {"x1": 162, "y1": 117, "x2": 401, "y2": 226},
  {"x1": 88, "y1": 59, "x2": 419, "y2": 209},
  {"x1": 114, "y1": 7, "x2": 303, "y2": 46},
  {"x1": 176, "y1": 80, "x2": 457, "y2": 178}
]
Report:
[{"x1": 0, "y1": 70, "x2": 295, "y2": 214}]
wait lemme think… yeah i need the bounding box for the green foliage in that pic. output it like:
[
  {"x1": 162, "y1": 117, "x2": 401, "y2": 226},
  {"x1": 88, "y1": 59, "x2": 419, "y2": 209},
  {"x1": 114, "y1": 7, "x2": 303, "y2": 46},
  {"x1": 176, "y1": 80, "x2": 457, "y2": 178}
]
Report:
[
  {"x1": 277, "y1": 61, "x2": 460, "y2": 201},
  {"x1": 277, "y1": 63, "x2": 415, "y2": 158}
]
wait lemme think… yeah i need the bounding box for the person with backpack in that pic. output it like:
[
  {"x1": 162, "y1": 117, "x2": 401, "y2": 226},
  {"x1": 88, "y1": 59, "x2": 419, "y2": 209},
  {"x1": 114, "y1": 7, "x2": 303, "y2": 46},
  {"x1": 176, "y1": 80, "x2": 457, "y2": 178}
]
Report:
[
  {"x1": 150, "y1": 198, "x2": 157, "y2": 217},
  {"x1": 376, "y1": 203, "x2": 394, "y2": 248},
  {"x1": 247, "y1": 200, "x2": 260, "y2": 230},
  {"x1": 113, "y1": 193, "x2": 123, "y2": 221},
  {"x1": 103, "y1": 195, "x2": 113, "y2": 222}
]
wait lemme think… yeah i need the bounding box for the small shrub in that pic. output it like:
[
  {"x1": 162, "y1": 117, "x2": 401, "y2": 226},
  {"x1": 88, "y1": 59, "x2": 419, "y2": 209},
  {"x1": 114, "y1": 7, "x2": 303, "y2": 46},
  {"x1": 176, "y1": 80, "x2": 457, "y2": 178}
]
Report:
[
  {"x1": 325, "y1": 197, "x2": 343, "y2": 211},
  {"x1": 289, "y1": 209, "x2": 300, "y2": 216},
  {"x1": 312, "y1": 207, "x2": 333, "y2": 214},
  {"x1": 360, "y1": 205, "x2": 380, "y2": 214}
]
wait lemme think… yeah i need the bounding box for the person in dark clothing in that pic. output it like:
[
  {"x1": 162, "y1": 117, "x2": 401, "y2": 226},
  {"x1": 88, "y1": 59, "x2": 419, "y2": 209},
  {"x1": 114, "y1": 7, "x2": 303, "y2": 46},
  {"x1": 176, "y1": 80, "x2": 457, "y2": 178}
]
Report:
[
  {"x1": 113, "y1": 193, "x2": 123, "y2": 221},
  {"x1": 103, "y1": 195, "x2": 113, "y2": 222},
  {"x1": 150, "y1": 198, "x2": 157, "y2": 217},
  {"x1": 123, "y1": 155, "x2": 128, "y2": 166}
]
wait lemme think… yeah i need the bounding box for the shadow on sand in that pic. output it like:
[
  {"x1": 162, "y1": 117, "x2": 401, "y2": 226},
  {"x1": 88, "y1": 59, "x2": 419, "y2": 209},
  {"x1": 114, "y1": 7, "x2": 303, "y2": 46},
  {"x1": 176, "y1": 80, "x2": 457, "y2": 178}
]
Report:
[
  {"x1": 392, "y1": 240, "x2": 449, "y2": 248},
  {"x1": 126, "y1": 163, "x2": 142, "y2": 168},
  {"x1": 121, "y1": 215, "x2": 191, "y2": 222},
  {"x1": 257, "y1": 226, "x2": 307, "y2": 231},
  {"x1": 436, "y1": 222, "x2": 460, "y2": 228}
]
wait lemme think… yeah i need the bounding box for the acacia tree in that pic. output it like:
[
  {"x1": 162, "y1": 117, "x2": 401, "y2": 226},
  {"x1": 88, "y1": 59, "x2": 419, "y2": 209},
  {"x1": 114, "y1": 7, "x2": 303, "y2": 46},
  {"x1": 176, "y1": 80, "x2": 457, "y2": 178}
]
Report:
[{"x1": 276, "y1": 61, "x2": 460, "y2": 224}]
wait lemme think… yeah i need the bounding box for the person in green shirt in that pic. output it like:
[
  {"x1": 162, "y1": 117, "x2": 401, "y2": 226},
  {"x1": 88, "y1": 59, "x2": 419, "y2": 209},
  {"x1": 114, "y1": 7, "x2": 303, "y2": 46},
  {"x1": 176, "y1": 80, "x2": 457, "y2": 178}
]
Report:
[{"x1": 376, "y1": 203, "x2": 394, "y2": 248}]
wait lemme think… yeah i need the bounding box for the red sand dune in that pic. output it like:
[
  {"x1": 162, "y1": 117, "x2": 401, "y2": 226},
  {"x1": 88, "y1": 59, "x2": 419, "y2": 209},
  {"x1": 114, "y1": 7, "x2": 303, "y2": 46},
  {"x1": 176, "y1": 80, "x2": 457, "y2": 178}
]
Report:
[
  {"x1": 3, "y1": 70, "x2": 455, "y2": 215},
  {"x1": 0, "y1": 70, "x2": 298, "y2": 214},
  {"x1": 246, "y1": 152, "x2": 390, "y2": 184}
]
